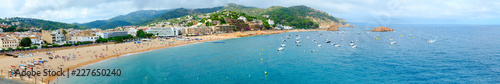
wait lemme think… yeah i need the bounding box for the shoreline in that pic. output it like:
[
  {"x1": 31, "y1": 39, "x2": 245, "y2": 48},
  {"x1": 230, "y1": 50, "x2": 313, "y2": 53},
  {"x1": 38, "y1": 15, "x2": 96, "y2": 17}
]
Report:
[{"x1": 0, "y1": 29, "x2": 320, "y2": 84}]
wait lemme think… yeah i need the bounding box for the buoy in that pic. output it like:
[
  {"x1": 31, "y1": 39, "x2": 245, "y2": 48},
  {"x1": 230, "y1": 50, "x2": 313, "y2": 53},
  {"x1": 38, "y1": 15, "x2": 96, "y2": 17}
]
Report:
[
  {"x1": 412, "y1": 36, "x2": 414, "y2": 38},
  {"x1": 139, "y1": 61, "x2": 140, "y2": 63},
  {"x1": 262, "y1": 49, "x2": 263, "y2": 51},
  {"x1": 199, "y1": 62, "x2": 200, "y2": 64},
  {"x1": 400, "y1": 35, "x2": 403, "y2": 36},
  {"x1": 165, "y1": 78, "x2": 166, "y2": 80},
  {"x1": 235, "y1": 61, "x2": 237, "y2": 63},
  {"x1": 159, "y1": 62, "x2": 160, "y2": 63},
  {"x1": 226, "y1": 77, "x2": 228, "y2": 80},
  {"x1": 145, "y1": 77, "x2": 147, "y2": 79},
  {"x1": 259, "y1": 53, "x2": 261, "y2": 55},
  {"x1": 249, "y1": 75, "x2": 251, "y2": 77},
  {"x1": 261, "y1": 58, "x2": 263, "y2": 61},
  {"x1": 197, "y1": 78, "x2": 199, "y2": 80},
  {"x1": 375, "y1": 38, "x2": 379, "y2": 40},
  {"x1": 265, "y1": 71, "x2": 267, "y2": 75},
  {"x1": 216, "y1": 62, "x2": 218, "y2": 63},
  {"x1": 268, "y1": 46, "x2": 270, "y2": 47}
]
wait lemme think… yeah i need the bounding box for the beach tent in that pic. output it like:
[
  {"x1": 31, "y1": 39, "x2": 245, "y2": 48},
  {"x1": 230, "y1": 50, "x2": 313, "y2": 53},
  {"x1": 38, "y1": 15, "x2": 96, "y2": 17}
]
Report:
[{"x1": 137, "y1": 41, "x2": 141, "y2": 43}]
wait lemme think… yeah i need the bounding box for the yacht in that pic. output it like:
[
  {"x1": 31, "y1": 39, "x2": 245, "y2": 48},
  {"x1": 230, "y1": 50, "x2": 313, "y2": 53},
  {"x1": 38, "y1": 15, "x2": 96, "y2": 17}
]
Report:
[
  {"x1": 390, "y1": 41, "x2": 396, "y2": 45},
  {"x1": 278, "y1": 47, "x2": 284, "y2": 51}
]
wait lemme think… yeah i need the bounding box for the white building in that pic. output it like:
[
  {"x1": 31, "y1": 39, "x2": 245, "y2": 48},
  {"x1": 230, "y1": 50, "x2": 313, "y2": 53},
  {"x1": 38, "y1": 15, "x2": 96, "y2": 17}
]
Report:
[
  {"x1": 96, "y1": 31, "x2": 128, "y2": 38},
  {"x1": 127, "y1": 28, "x2": 137, "y2": 36},
  {"x1": 68, "y1": 36, "x2": 100, "y2": 43},
  {"x1": 145, "y1": 27, "x2": 178, "y2": 37},
  {"x1": 267, "y1": 19, "x2": 274, "y2": 25},
  {"x1": 238, "y1": 16, "x2": 247, "y2": 22}
]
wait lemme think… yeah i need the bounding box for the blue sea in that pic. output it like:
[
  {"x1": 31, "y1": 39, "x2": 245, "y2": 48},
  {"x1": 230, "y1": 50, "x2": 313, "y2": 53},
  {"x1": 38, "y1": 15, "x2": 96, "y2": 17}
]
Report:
[{"x1": 55, "y1": 24, "x2": 500, "y2": 83}]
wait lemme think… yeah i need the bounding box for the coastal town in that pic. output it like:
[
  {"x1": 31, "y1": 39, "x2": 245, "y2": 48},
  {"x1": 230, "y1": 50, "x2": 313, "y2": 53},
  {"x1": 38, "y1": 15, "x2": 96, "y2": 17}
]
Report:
[
  {"x1": 0, "y1": 11, "x2": 304, "y2": 52},
  {"x1": 0, "y1": 10, "x2": 329, "y2": 84}
]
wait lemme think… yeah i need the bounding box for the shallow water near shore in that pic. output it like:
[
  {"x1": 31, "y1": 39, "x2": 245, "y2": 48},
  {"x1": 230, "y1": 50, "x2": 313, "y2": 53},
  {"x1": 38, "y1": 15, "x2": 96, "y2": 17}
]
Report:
[{"x1": 56, "y1": 24, "x2": 500, "y2": 83}]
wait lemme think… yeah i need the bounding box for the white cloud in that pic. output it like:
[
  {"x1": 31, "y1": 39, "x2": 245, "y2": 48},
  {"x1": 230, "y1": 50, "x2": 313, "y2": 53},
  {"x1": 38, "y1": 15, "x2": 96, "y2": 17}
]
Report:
[{"x1": 0, "y1": 0, "x2": 499, "y2": 24}]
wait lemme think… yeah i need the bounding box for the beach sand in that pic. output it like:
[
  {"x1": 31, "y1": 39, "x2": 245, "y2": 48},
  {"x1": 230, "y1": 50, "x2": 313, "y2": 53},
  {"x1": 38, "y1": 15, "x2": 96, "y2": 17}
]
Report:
[{"x1": 0, "y1": 30, "x2": 316, "y2": 84}]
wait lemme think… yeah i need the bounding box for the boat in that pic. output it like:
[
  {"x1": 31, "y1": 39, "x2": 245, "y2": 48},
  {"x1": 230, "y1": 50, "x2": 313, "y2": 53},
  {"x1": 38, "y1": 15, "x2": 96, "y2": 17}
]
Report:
[
  {"x1": 349, "y1": 41, "x2": 355, "y2": 46},
  {"x1": 281, "y1": 43, "x2": 286, "y2": 47},
  {"x1": 390, "y1": 41, "x2": 396, "y2": 45},
  {"x1": 295, "y1": 40, "x2": 301, "y2": 43},
  {"x1": 318, "y1": 44, "x2": 321, "y2": 47},
  {"x1": 306, "y1": 36, "x2": 310, "y2": 38},
  {"x1": 428, "y1": 40, "x2": 434, "y2": 44},
  {"x1": 278, "y1": 47, "x2": 284, "y2": 51},
  {"x1": 286, "y1": 36, "x2": 291, "y2": 39},
  {"x1": 297, "y1": 44, "x2": 302, "y2": 46},
  {"x1": 325, "y1": 39, "x2": 331, "y2": 43},
  {"x1": 352, "y1": 45, "x2": 357, "y2": 48},
  {"x1": 283, "y1": 40, "x2": 286, "y2": 42},
  {"x1": 335, "y1": 45, "x2": 341, "y2": 47},
  {"x1": 296, "y1": 36, "x2": 300, "y2": 39},
  {"x1": 314, "y1": 42, "x2": 318, "y2": 44},
  {"x1": 313, "y1": 39, "x2": 316, "y2": 41},
  {"x1": 331, "y1": 43, "x2": 336, "y2": 45}
]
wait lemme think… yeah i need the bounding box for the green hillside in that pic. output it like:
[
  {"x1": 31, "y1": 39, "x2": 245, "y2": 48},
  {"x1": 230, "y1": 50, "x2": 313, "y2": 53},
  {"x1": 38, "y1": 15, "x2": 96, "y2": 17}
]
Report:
[{"x1": 1, "y1": 17, "x2": 84, "y2": 30}]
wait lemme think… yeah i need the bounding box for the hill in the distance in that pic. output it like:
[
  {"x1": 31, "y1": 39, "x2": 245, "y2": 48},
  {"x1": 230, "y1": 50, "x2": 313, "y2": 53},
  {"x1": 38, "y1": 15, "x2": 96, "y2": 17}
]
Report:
[
  {"x1": 77, "y1": 9, "x2": 171, "y2": 29},
  {"x1": 79, "y1": 3, "x2": 351, "y2": 29},
  {"x1": 1, "y1": 17, "x2": 84, "y2": 30}
]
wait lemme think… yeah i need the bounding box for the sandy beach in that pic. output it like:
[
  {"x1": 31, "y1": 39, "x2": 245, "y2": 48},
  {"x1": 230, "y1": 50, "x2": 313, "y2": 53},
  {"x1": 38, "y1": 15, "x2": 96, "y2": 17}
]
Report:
[{"x1": 0, "y1": 30, "x2": 318, "y2": 84}]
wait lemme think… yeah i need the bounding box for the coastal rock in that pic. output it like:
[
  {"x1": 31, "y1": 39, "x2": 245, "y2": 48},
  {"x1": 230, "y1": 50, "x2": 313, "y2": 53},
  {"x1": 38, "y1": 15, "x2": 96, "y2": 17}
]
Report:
[
  {"x1": 372, "y1": 26, "x2": 393, "y2": 32},
  {"x1": 327, "y1": 25, "x2": 339, "y2": 31}
]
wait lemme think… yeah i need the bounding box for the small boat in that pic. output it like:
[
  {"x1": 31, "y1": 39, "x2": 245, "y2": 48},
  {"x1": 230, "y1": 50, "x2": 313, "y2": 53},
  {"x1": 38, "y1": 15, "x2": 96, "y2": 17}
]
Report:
[
  {"x1": 390, "y1": 41, "x2": 396, "y2": 45},
  {"x1": 352, "y1": 45, "x2": 357, "y2": 48},
  {"x1": 296, "y1": 37, "x2": 300, "y2": 39},
  {"x1": 286, "y1": 36, "x2": 291, "y2": 39},
  {"x1": 335, "y1": 45, "x2": 341, "y2": 47},
  {"x1": 428, "y1": 40, "x2": 434, "y2": 44},
  {"x1": 325, "y1": 40, "x2": 331, "y2": 43},
  {"x1": 349, "y1": 41, "x2": 355, "y2": 46},
  {"x1": 313, "y1": 39, "x2": 316, "y2": 41},
  {"x1": 318, "y1": 44, "x2": 321, "y2": 47},
  {"x1": 283, "y1": 40, "x2": 286, "y2": 42},
  {"x1": 331, "y1": 43, "x2": 336, "y2": 45},
  {"x1": 295, "y1": 40, "x2": 301, "y2": 43},
  {"x1": 297, "y1": 44, "x2": 302, "y2": 46},
  {"x1": 278, "y1": 47, "x2": 284, "y2": 51},
  {"x1": 306, "y1": 36, "x2": 310, "y2": 38},
  {"x1": 281, "y1": 44, "x2": 286, "y2": 47},
  {"x1": 314, "y1": 42, "x2": 318, "y2": 44}
]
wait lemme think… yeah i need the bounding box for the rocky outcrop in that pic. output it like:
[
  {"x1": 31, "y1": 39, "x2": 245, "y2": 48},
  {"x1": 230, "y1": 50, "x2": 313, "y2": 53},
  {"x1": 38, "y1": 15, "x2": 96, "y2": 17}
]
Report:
[
  {"x1": 327, "y1": 25, "x2": 339, "y2": 31},
  {"x1": 372, "y1": 26, "x2": 393, "y2": 32}
]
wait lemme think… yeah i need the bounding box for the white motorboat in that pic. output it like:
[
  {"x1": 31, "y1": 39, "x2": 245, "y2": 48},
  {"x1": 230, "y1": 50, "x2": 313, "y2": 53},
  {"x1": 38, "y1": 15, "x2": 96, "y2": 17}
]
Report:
[
  {"x1": 314, "y1": 42, "x2": 318, "y2": 44},
  {"x1": 335, "y1": 45, "x2": 341, "y2": 47},
  {"x1": 352, "y1": 45, "x2": 357, "y2": 48},
  {"x1": 297, "y1": 44, "x2": 302, "y2": 46},
  {"x1": 331, "y1": 43, "x2": 336, "y2": 45},
  {"x1": 278, "y1": 47, "x2": 284, "y2": 51},
  {"x1": 281, "y1": 43, "x2": 286, "y2": 47},
  {"x1": 318, "y1": 44, "x2": 321, "y2": 47},
  {"x1": 390, "y1": 41, "x2": 396, "y2": 45},
  {"x1": 349, "y1": 41, "x2": 355, "y2": 46},
  {"x1": 295, "y1": 40, "x2": 301, "y2": 43}
]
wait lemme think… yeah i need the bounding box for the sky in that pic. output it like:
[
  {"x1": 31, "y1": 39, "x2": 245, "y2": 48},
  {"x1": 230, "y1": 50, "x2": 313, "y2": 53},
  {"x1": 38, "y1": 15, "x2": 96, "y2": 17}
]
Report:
[{"x1": 1, "y1": 0, "x2": 499, "y2": 25}]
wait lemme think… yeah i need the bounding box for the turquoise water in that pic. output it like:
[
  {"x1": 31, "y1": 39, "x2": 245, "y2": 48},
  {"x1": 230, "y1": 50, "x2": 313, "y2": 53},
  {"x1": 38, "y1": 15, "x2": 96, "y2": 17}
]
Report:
[{"x1": 56, "y1": 24, "x2": 500, "y2": 83}]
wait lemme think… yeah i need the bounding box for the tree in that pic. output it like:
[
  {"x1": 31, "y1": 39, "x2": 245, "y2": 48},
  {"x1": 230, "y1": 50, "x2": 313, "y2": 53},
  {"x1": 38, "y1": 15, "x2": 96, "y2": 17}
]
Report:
[
  {"x1": 7, "y1": 47, "x2": 13, "y2": 51},
  {"x1": 20, "y1": 37, "x2": 32, "y2": 47},
  {"x1": 136, "y1": 29, "x2": 146, "y2": 38},
  {"x1": 62, "y1": 29, "x2": 67, "y2": 35}
]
